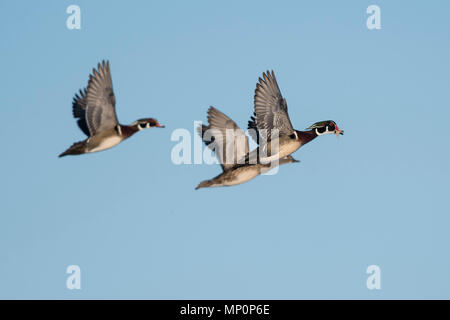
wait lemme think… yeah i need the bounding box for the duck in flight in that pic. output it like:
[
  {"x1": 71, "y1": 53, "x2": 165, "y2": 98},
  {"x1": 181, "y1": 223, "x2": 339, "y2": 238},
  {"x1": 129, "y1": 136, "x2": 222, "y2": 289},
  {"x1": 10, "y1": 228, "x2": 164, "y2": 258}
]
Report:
[
  {"x1": 196, "y1": 106, "x2": 299, "y2": 190},
  {"x1": 59, "y1": 60, "x2": 164, "y2": 157},
  {"x1": 246, "y1": 70, "x2": 343, "y2": 163},
  {"x1": 196, "y1": 70, "x2": 344, "y2": 189}
]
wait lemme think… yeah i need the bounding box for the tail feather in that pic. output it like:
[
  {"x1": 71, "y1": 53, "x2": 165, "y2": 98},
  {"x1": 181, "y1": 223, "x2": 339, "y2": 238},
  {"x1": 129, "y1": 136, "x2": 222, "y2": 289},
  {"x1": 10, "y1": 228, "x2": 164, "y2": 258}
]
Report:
[
  {"x1": 279, "y1": 155, "x2": 300, "y2": 165},
  {"x1": 59, "y1": 140, "x2": 87, "y2": 157},
  {"x1": 195, "y1": 179, "x2": 214, "y2": 190}
]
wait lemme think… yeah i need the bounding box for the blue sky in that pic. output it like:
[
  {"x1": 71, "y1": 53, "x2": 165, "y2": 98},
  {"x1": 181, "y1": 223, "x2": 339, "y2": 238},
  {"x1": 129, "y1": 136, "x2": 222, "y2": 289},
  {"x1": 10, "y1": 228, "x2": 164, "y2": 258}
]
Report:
[{"x1": 0, "y1": 0, "x2": 449, "y2": 299}]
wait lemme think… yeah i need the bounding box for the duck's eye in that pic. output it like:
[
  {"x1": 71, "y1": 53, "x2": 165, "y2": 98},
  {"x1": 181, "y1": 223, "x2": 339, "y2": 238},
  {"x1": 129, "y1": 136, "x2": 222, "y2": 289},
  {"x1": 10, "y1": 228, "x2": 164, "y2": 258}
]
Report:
[
  {"x1": 150, "y1": 122, "x2": 156, "y2": 127},
  {"x1": 289, "y1": 133, "x2": 297, "y2": 139},
  {"x1": 328, "y1": 124, "x2": 335, "y2": 131},
  {"x1": 317, "y1": 126, "x2": 326, "y2": 134}
]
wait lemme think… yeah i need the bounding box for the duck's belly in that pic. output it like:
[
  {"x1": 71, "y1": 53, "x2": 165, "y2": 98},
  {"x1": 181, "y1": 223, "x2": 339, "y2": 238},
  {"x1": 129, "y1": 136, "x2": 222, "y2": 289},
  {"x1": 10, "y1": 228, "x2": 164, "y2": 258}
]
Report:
[
  {"x1": 223, "y1": 166, "x2": 261, "y2": 186},
  {"x1": 279, "y1": 140, "x2": 302, "y2": 158},
  {"x1": 259, "y1": 140, "x2": 301, "y2": 163},
  {"x1": 88, "y1": 136, "x2": 123, "y2": 153}
]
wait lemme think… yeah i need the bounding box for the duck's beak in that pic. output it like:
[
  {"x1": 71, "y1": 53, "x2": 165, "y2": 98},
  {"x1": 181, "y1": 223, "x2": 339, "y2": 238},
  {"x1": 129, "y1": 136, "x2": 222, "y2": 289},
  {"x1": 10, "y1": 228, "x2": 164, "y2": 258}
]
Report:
[
  {"x1": 335, "y1": 128, "x2": 344, "y2": 136},
  {"x1": 156, "y1": 123, "x2": 165, "y2": 128}
]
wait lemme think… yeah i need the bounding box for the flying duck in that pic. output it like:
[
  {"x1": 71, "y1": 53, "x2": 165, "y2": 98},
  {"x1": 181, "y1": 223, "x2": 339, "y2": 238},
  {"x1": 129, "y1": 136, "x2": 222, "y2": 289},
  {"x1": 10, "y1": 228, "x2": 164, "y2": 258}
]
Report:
[
  {"x1": 246, "y1": 70, "x2": 343, "y2": 163},
  {"x1": 196, "y1": 107, "x2": 299, "y2": 190},
  {"x1": 59, "y1": 60, "x2": 164, "y2": 157}
]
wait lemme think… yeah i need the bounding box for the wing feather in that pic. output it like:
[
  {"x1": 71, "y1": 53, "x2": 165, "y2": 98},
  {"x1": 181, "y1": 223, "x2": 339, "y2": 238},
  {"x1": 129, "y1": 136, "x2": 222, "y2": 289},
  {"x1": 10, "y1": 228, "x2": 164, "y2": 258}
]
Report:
[
  {"x1": 72, "y1": 88, "x2": 90, "y2": 136},
  {"x1": 198, "y1": 107, "x2": 249, "y2": 171},
  {"x1": 253, "y1": 70, "x2": 294, "y2": 142},
  {"x1": 85, "y1": 60, "x2": 118, "y2": 135}
]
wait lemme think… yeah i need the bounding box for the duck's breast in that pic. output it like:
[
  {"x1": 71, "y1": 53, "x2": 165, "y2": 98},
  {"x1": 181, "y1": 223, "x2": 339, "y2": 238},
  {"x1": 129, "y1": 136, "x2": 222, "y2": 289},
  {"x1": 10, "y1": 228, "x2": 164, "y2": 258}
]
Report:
[
  {"x1": 278, "y1": 139, "x2": 302, "y2": 159},
  {"x1": 88, "y1": 134, "x2": 123, "y2": 153}
]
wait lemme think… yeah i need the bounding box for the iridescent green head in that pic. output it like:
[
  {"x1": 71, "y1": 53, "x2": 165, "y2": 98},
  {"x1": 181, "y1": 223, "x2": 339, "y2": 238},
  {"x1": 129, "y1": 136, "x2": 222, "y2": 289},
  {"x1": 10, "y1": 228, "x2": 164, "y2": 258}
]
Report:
[{"x1": 307, "y1": 120, "x2": 344, "y2": 136}]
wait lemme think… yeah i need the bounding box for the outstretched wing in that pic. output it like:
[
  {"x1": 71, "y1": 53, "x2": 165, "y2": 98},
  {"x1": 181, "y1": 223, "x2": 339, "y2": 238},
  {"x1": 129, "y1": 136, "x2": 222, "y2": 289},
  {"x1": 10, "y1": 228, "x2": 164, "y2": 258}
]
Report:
[
  {"x1": 85, "y1": 60, "x2": 119, "y2": 136},
  {"x1": 253, "y1": 70, "x2": 294, "y2": 142},
  {"x1": 197, "y1": 107, "x2": 249, "y2": 171},
  {"x1": 72, "y1": 88, "x2": 90, "y2": 136}
]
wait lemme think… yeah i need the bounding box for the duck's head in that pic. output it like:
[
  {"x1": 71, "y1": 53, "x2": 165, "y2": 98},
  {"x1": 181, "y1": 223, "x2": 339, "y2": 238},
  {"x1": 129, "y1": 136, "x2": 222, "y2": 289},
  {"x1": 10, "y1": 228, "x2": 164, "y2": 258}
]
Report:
[
  {"x1": 133, "y1": 118, "x2": 165, "y2": 130},
  {"x1": 307, "y1": 120, "x2": 343, "y2": 136}
]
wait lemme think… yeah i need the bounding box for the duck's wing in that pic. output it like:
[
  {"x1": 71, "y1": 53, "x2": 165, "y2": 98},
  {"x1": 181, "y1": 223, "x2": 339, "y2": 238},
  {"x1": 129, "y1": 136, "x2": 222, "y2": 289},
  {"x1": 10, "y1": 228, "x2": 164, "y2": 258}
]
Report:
[
  {"x1": 197, "y1": 107, "x2": 249, "y2": 171},
  {"x1": 72, "y1": 88, "x2": 90, "y2": 136},
  {"x1": 247, "y1": 112, "x2": 259, "y2": 144},
  {"x1": 85, "y1": 60, "x2": 119, "y2": 136},
  {"x1": 253, "y1": 70, "x2": 295, "y2": 143}
]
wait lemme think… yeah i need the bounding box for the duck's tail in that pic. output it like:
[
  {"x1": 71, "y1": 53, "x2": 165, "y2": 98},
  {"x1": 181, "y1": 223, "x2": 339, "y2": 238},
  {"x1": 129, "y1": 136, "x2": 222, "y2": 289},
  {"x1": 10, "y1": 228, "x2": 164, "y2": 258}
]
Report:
[
  {"x1": 195, "y1": 179, "x2": 214, "y2": 190},
  {"x1": 279, "y1": 155, "x2": 300, "y2": 165},
  {"x1": 59, "y1": 140, "x2": 87, "y2": 157}
]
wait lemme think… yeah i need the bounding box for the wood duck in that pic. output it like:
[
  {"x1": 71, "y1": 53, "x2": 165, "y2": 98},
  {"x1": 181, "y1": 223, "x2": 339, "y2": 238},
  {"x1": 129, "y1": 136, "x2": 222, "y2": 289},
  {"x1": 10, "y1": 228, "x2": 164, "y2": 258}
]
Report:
[
  {"x1": 195, "y1": 107, "x2": 299, "y2": 190},
  {"x1": 245, "y1": 70, "x2": 343, "y2": 163},
  {"x1": 59, "y1": 60, "x2": 164, "y2": 157}
]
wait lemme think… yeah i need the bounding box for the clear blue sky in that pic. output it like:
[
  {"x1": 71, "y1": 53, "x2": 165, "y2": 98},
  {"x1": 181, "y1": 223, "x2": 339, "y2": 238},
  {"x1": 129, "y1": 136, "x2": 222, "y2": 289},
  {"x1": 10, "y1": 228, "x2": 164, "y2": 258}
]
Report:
[{"x1": 1, "y1": 0, "x2": 449, "y2": 299}]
